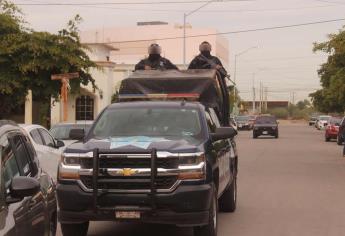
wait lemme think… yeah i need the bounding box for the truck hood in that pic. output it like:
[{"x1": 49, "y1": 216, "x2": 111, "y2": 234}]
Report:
[{"x1": 65, "y1": 136, "x2": 203, "y2": 153}]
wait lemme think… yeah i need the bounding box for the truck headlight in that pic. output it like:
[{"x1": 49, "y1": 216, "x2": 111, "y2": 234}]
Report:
[
  {"x1": 179, "y1": 153, "x2": 205, "y2": 166},
  {"x1": 178, "y1": 153, "x2": 206, "y2": 180},
  {"x1": 58, "y1": 152, "x2": 92, "y2": 180},
  {"x1": 58, "y1": 163, "x2": 80, "y2": 180},
  {"x1": 62, "y1": 155, "x2": 80, "y2": 165}
]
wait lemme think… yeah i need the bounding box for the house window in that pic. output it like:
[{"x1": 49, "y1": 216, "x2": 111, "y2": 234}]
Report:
[{"x1": 76, "y1": 95, "x2": 94, "y2": 120}]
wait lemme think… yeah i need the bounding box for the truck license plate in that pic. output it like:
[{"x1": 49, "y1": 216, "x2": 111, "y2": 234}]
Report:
[
  {"x1": 115, "y1": 211, "x2": 140, "y2": 219},
  {"x1": 263, "y1": 131, "x2": 268, "y2": 134}
]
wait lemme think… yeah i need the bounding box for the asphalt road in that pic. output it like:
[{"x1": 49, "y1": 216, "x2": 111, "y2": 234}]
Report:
[{"x1": 57, "y1": 122, "x2": 345, "y2": 236}]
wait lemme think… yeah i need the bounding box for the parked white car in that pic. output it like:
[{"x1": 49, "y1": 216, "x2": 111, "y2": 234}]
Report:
[
  {"x1": 315, "y1": 115, "x2": 331, "y2": 130},
  {"x1": 49, "y1": 122, "x2": 93, "y2": 147},
  {"x1": 20, "y1": 124, "x2": 65, "y2": 180}
]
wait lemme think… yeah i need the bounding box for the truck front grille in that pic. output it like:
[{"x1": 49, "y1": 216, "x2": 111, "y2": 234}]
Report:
[
  {"x1": 80, "y1": 175, "x2": 178, "y2": 190},
  {"x1": 80, "y1": 157, "x2": 179, "y2": 169}
]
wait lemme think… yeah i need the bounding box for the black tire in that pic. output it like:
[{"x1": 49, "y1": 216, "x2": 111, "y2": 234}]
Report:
[
  {"x1": 219, "y1": 177, "x2": 237, "y2": 212},
  {"x1": 275, "y1": 132, "x2": 279, "y2": 139},
  {"x1": 194, "y1": 185, "x2": 218, "y2": 236},
  {"x1": 253, "y1": 132, "x2": 257, "y2": 139},
  {"x1": 337, "y1": 135, "x2": 343, "y2": 146},
  {"x1": 61, "y1": 222, "x2": 89, "y2": 236},
  {"x1": 325, "y1": 135, "x2": 330, "y2": 142},
  {"x1": 49, "y1": 212, "x2": 57, "y2": 236}
]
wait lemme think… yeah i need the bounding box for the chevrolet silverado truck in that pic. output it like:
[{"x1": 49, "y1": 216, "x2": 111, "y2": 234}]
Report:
[{"x1": 57, "y1": 70, "x2": 238, "y2": 236}]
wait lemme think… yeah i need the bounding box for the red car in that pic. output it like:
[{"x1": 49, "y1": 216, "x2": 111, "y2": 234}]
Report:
[{"x1": 325, "y1": 117, "x2": 342, "y2": 142}]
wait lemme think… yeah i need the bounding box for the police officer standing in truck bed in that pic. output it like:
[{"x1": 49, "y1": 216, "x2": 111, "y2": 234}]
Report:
[
  {"x1": 135, "y1": 43, "x2": 178, "y2": 71},
  {"x1": 188, "y1": 41, "x2": 228, "y2": 78}
]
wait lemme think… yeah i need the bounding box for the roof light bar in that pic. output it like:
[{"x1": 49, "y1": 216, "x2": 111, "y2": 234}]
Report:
[{"x1": 118, "y1": 93, "x2": 200, "y2": 101}]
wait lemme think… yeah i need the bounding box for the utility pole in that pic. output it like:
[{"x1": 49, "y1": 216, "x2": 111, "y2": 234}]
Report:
[
  {"x1": 259, "y1": 82, "x2": 263, "y2": 114},
  {"x1": 259, "y1": 81, "x2": 262, "y2": 113},
  {"x1": 252, "y1": 73, "x2": 256, "y2": 114},
  {"x1": 233, "y1": 46, "x2": 258, "y2": 111},
  {"x1": 183, "y1": 0, "x2": 220, "y2": 66},
  {"x1": 264, "y1": 87, "x2": 268, "y2": 112}
]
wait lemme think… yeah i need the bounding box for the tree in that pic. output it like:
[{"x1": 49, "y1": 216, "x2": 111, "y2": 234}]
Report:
[
  {"x1": 296, "y1": 99, "x2": 311, "y2": 110},
  {"x1": 310, "y1": 26, "x2": 345, "y2": 113},
  {"x1": 0, "y1": 0, "x2": 27, "y2": 116},
  {"x1": 0, "y1": 0, "x2": 97, "y2": 119}
]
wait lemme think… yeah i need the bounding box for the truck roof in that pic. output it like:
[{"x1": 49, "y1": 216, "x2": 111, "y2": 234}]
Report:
[
  {"x1": 126, "y1": 69, "x2": 217, "y2": 80},
  {"x1": 108, "y1": 101, "x2": 204, "y2": 110}
]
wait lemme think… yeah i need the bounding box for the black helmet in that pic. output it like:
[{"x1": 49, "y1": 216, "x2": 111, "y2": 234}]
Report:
[
  {"x1": 199, "y1": 41, "x2": 212, "y2": 52},
  {"x1": 148, "y1": 43, "x2": 162, "y2": 55}
]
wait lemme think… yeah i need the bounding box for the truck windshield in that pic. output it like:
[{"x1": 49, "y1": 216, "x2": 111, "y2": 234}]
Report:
[
  {"x1": 236, "y1": 116, "x2": 249, "y2": 121},
  {"x1": 91, "y1": 107, "x2": 203, "y2": 142},
  {"x1": 255, "y1": 116, "x2": 277, "y2": 124}
]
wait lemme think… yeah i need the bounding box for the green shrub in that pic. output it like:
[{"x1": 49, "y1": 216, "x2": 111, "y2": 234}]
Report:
[{"x1": 268, "y1": 108, "x2": 289, "y2": 119}]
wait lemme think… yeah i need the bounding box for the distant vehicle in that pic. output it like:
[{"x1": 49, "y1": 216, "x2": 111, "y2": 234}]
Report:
[
  {"x1": 235, "y1": 115, "x2": 251, "y2": 130},
  {"x1": 325, "y1": 117, "x2": 342, "y2": 142},
  {"x1": 248, "y1": 115, "x2": 256, "y2": 130},
  {"x1": 315, "y1": 115, "x2": 331, "y2": 130},
  {"x1": 309, "y1": 116, "x2": 318, "y2": 126},
  {"x1": 253, "y1": 115, "x2": 279, "y2": 139},
  {"x1": 0, "y1": 120, "x2": 57, "y2": 236},
  {"x1": 20, "y1": 124, "x2": 65, "y2": 180},
  {"x1": 230, "y1": 117, "x2": 238, "y2": 131},
  {"x1": 337, "y1": 116, "x2": 345, "y2": 145},
  {"x1": 49, "y1": 122, "x2": 93, "y2": 147}
]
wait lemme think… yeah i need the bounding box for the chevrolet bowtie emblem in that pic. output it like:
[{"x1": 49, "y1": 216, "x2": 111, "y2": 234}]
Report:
[{"x1": 121, "y1": 168, "x2": 136, "y2": 176}]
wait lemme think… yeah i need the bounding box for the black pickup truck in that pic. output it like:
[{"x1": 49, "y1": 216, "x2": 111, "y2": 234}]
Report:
[{"x1": 57, "y1": 70, "x2": 238, "y2": 236}]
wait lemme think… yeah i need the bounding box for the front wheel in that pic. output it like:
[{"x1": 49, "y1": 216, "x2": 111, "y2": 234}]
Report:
[
  {"x1": 337, "y1": 135, "x2": 343, "y2": 145},
  {"x1": 325, "y1": 135, "x2": 330, "y2": 142},
  {"x1": 194, "y1": 185, "x2": 218, "y2": 236},
  {"x1": 61, "y1": 222, "x2": 89, "y2": 236},
  {"x1": 219, "y1": 177, "x2": 237, "y2": 212},
  {"x1": 48, "y1": 212, "x2": 57, "y2": 236}
]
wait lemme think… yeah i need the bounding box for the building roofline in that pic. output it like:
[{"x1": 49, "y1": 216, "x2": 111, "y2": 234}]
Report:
[{"x1": 83, "y1": 43, "x2": 119, "y2": 51}]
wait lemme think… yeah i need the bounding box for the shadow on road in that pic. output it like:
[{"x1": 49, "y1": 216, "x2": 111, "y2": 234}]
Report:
[{"x1": 86, "y1": 222, "x2": 193, "y2": 236}]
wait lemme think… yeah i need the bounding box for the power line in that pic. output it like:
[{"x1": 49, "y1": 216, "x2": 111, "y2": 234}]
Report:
[
  {"x1": 15, "y1": 0, "x2": 251, "y2": 6},
  {"x1": 76, "y1": 4, "x2": 340, "y2": 13},
  {"x1": 99, "y1": 18, "x2": 345, "y2": 44},
  {"x1": 242, "y1": 55, "x2": 326, "y2": 62},
  {"x1": 15, "y1": 1, "x2": 340, "y2": 13},
  {"x1": 316, "y1": 0, "x2": 345, "y2": 5}
]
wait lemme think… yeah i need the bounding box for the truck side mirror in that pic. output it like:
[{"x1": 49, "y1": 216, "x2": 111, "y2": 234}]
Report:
[
  {"x1": 211, "y1": 127, "x2": 237, "y2": 141},
  {"x1": 55, "y1": 140, "x2": 65, "y2": 148},
  {"x1": 69, "y1": 129, "x2": 85, "y2": 140},
  {"x1": 6, "y1": 176, "x2": 40, "y2": 204}
]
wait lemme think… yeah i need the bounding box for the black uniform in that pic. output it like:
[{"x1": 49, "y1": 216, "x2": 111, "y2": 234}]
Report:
[
  {"x1": 189, "y1": 53, "x2": 230, "y2": 126},
  {"x1": 188, "y1": 53, "x2": 228, "y2": 76},
  {"x1": 135, "y1": 55, "x2": 178, "y2": 71},
  {"x1": 343, "y1": 129, "x2": 345, "y2": 156}
]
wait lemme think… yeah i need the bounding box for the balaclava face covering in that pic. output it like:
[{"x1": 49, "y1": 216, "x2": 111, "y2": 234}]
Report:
[
  {"x1": 199, "y1": 42, "x2": 212, "y2": 58},
  {"x1": 201, "y1": 50, "x2": 211, "y2": 57},
  {"x1": 148, "y1": 54, "x2": 161, "y2": 61}
]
